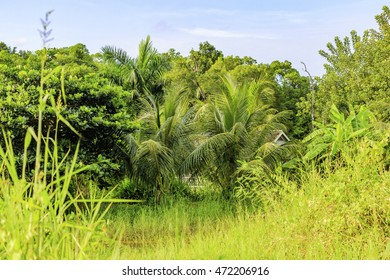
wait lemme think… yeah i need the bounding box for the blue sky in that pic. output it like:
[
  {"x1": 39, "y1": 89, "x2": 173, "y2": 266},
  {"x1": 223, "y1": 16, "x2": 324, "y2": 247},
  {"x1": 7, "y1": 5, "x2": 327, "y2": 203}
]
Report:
[{"x1": 0, "y1": 0, "x2": 388, "y2": 76}]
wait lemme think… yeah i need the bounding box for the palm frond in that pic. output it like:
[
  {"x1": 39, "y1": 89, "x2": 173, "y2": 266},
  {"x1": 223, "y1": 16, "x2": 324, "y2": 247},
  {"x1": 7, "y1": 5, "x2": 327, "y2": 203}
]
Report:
[
  {"x1": 261, "y1": 141, "x2": 301, "y2": 169},
  {"x1": 181, "y1": 132, "x2": 235, "y2": 175},
  {"x1": 137, "y1": 35, "x2": 154, "y2": 69},
  {"x1": 230, "y1": 122, "x2": 248, "y2": 147},
  {"x1": 250, "y1": 78, "x2": 275, "y2": 106},
  {"x1": 134, "y1": 139, "x2": 174, "y2": 184},
  {"x1": 101, "y1": 45, "x2": 132, "y2": 65},
  {"x1": 265, "y1": 110, "x2": 292, "y2": 126}
]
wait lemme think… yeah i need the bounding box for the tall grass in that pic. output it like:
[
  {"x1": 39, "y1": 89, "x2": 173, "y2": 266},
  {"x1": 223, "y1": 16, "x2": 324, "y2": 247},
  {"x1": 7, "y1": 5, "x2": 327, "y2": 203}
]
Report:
[
  {"x1": 109, "y1": 140, "x2": 390, "y2": 259},
  {"x1": 1, "y1": 12, "x2": 388, "y2": 260},
  {"x1": 0, "y1": 38, "x2": 138, "y2": 259}
]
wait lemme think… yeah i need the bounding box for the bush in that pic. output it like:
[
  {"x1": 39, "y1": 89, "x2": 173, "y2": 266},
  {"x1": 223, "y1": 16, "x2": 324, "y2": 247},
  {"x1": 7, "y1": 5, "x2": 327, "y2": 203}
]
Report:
[
  {"x1": 0, "y1": 44, "x2": 134, "y2": 186},
  {"x1": 113, "y1": 178, "x2": 153, "y2": 201}
]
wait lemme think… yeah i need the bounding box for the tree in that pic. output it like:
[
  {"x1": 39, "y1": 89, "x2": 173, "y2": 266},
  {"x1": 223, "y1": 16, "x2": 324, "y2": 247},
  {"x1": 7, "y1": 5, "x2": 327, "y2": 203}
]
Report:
[
  {"x1": 201, "y1": 59, "x2": 312, "y2": 139},
  {"x1": 189, "y1": 41, "x2": 223, "y2": 74},
  {"x1": 164, "y1": 42, "x2": 224, "y2": 101},
  {"x1": 163, "y1": 55, "x2": 201, "y2": 100},
  {"x1": 0, "y1": 42, "x2": 17, "y2": 53},
  {"x1": 163, "y1": 44, "x2": 262, "y2": 105},
  {"x1": 182, "y1": 75, "x2": 294, "y2": 195},
  {"x1": 119, "y1": 88, "x2": 195, "y2": 202},
  {"x1": 269, "y1": 60, "x2": 312, "y2": 138},
  {"x1": 314, "y1": 6, "x2": 390, "y2": 122},
  {"x1": 101, "y1": 36, "x2": 169, "y2": 103},
  {"x1": 54, "y1": 43, "x2": 94, "y2": 66},
  {"x1": 0, "y1": 45, "x2": 133, "y2": 186}
]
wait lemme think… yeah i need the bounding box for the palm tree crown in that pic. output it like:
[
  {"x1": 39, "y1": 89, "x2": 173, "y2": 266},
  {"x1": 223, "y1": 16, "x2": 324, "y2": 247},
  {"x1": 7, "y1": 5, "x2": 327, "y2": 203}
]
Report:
[
  {"x1": 183, "y1": 75, "x2": 293, "y2": 193},
  {"x1": 101, "y1": 35, "x2": 168, "y2": 100}
]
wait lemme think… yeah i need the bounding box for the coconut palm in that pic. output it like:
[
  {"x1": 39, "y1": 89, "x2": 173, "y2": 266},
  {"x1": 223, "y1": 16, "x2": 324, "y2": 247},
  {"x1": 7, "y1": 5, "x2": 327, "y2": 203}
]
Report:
[
  {"x1": 182, "y1": 75, "x2": 295, "y2": 195},
  {"x1": 119, "y1": 88, "x2": 196, "y2": 202}
]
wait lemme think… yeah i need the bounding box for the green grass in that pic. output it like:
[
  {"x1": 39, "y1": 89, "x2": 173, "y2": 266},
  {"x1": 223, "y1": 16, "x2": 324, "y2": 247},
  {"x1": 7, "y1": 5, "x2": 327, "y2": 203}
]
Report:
[
  {"x1": 0, "y1": 47, "x2": 135, "y2": 260},
  {"x1": 0, "y1": 98, "x2": 125, "y2": 259},
  {"x1": 1, "y1": 131, "x2": 389, "y2": 259},
  {"x1": 1, "y1": 11, "x2": 388, "y2": 260},
  {"x1": 106, "y1": 143, "x2": 390, "y2": 259},
  {"x1": 0, "y1": 58, "x2": 388, "y2": 259}
]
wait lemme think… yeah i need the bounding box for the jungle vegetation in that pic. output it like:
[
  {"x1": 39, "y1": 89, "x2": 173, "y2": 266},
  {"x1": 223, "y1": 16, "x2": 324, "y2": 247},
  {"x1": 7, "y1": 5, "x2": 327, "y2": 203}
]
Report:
[{"x1": 0, "y1": 7, "x2": 389, "y2": 260}]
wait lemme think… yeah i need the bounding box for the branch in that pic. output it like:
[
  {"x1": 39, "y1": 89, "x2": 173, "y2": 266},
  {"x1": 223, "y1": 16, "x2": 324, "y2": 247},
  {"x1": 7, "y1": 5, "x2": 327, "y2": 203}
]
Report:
[
  {"x1": 301, "y1": 62, "x2": 316, "y2": 129},
  {"x1": 301, "y1": 61, "x2": 313, "y2": 82}
]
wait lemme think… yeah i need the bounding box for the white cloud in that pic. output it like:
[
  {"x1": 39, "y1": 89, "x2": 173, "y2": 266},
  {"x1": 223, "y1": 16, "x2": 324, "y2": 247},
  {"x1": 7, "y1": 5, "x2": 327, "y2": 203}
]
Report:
[{"x1": 178, "y1": 27, "x2": 278, "y2": 40}]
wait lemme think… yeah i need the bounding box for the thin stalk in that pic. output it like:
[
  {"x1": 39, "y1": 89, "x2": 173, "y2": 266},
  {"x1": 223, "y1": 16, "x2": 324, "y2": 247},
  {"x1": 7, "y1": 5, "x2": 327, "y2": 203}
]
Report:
[{"x1": 34, "y1": 49, "x2": 46, "y2": 185}]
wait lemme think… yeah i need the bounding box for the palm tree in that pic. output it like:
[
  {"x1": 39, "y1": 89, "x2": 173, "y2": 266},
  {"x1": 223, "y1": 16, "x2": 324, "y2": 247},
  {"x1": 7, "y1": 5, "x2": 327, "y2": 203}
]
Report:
[
  {"x1": 101, "y1": 35, "x2": 168, "y2": 101},
  {"x1": 182, "y1": 75, "x2": 295, "y2": 195},
  {"x1": 119, "y1": 88, "x2": 196, "y2": 203}
]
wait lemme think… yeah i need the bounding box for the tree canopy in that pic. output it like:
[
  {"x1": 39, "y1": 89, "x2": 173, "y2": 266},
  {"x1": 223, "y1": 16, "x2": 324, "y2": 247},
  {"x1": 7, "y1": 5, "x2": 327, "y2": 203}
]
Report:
[
  {"x1": 0, "y1": 6, "x2": 389, "y2": 200},
  {"x1": 311, "y1": 6, "x2": 390, "y2": 122}
]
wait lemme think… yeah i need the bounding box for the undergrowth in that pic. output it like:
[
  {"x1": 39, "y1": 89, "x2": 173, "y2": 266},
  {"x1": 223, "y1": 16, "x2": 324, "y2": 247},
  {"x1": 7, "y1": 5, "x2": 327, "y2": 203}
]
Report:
[
  {"x1": 0, "y1": 20, "x2": 137, "y2": 259},
  {"x1": 108, "y1": 140, "x2": 390, "y2": 259}
]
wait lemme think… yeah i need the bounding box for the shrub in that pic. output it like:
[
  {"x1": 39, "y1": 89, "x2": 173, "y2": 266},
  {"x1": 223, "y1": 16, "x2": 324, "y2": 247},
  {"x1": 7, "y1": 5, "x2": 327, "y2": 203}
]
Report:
[{"x1": 0, "y1": 44, "x2": 134, "y2": 187}]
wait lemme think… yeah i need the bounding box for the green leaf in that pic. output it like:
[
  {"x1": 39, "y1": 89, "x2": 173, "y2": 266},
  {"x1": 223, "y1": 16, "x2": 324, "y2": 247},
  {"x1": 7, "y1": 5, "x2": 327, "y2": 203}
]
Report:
[
  {"x1": 329, "y1": 104, "x2": 344, "y2": 124},
  {"x1": 304, "y1": 143, "x2": 329, "y2": 160},
  {"x1": 23, "y1": 128, "x2": 33, "y2": 152}
]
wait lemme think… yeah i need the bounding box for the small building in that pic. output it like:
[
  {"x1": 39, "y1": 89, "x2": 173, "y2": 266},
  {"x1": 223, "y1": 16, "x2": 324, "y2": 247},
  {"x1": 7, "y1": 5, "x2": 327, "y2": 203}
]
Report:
[{"x1": 273, "y1": 130, "x2": 290, "y2": 146}]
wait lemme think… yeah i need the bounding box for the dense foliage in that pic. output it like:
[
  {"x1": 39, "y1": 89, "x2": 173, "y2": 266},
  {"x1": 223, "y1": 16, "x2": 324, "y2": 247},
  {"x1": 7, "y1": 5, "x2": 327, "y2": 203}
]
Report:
[
  {"x1": 0, "y1": 44, "x2": 134, "y2": 186},
  {"x1": 305, "y1": 6, "x2": 390, "y2": 122},
  {"x1": 0, "y1": 6, "x2": 389, "y2": 260},
  {"x1": 1, "y1": 6, "x2": 389, "y2": 198}
]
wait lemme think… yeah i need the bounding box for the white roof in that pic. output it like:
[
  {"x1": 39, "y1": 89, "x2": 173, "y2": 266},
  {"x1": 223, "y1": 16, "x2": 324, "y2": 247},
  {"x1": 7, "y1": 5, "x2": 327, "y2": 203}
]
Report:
[{"x1": 273, "y1": 130, "x2": 290, "y2": 143}]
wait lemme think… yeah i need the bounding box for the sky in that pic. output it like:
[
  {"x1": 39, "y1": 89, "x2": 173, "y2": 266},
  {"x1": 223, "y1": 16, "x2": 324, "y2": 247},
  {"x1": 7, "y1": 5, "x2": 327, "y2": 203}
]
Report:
[{"x1": 0, "y1": 0, "x2": 388, "y2": 76}]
